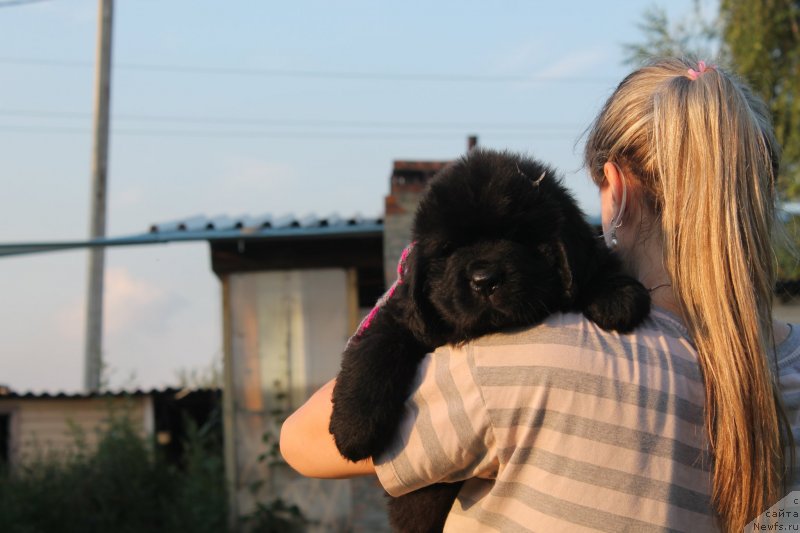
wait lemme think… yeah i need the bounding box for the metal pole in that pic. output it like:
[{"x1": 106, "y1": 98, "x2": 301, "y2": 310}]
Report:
[{"x1": 84, "y1": 0, "x2": 114, "y2": 392}]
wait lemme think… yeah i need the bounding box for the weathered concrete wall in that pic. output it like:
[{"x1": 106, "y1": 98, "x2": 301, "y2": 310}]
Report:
[{"x1": 223, "y1": 268, "x2": 390, "y2": 532}]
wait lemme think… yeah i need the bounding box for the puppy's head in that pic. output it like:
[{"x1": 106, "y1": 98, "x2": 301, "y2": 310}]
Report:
[{"x1": 408, "y1": 149, "x2": 591, "y2": 341}]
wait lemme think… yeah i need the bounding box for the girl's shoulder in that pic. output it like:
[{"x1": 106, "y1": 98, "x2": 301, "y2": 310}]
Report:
[
  {"x1": 457, "y1": 309, "x2": 700, "y2": 382},
  {"x1": 466, "y1": 307, "x2": 692, "y2": 351}
]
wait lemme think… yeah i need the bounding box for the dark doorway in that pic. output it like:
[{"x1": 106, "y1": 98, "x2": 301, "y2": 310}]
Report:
[{"x1": 0, "y1": 413, "x2": 10, "y2": 464}]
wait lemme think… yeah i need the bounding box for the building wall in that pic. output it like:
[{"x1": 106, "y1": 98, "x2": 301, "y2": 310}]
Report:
[
  {"x1": 222, "y1": 268, "x2": 385, "y2": 532},
  {"x1": 0, "y1": 396, "x2": 149, "y2": 466}
]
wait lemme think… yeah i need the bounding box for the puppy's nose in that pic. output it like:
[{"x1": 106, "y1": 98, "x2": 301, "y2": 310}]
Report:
[{"x1": 470, "y1": 268, "x2": 502, "y2": 295}]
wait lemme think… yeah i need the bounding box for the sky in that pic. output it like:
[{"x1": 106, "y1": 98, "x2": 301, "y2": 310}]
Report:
[{"x1": 0, "y1": 0, "x2": 715, "y2": 393}]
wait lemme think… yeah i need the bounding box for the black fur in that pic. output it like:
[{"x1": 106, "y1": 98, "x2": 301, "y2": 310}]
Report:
[{"x1": 329, "y1": 149, "x2": 650, "y2": 532}]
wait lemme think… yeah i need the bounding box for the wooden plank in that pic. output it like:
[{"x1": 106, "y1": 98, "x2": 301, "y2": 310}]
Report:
[
  {"x1": 294, "y1": 270, "x2": 350, "y2": 399},
  {"x1": 228, "y1": 273, "x2": 269, "y2": 519},
  {"x1": 256, "y1": 272, "x2": 292, "y2": 417},
  {"x1": 220, "y1": 274, "x2": 239, "y2": 529}
]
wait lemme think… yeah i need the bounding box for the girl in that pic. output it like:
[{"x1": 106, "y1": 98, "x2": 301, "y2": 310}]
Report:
[{"x1": 280, "y1": 58, "x2": 799, "y2": 531}]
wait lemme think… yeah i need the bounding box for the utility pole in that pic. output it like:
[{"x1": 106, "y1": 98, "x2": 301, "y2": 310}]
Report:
[{"x1": 84, "y1": 0, "x2": 114, "y2": 392}]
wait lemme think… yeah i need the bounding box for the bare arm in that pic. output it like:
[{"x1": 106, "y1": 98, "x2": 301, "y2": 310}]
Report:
[{"x1": 279, "y1": 378, "x2": 375, "y2": 478}]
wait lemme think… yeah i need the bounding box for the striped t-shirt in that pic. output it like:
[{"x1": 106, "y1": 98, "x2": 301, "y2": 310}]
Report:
[{"x1": 374, "y1": 308, "x2": 800, "y2": 532}]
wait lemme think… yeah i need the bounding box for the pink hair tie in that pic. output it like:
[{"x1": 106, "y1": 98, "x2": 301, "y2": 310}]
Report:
[{"x1": 687, "y1": 60, "x2": 714, "y2": 80}]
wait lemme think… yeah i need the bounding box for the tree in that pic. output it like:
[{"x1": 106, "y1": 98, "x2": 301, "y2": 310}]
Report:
[
  {"x1": 625, "y1": 0, "x2": 800, "y2": 279},
  {"x1": 721, "y1": 0, "x2": 800, "y2": 198},
  {"x1": 622, "y1": 1, "x2": 720, "y2": 66},
  {"x1": 625, "y1": 0, "x2": 800, "y2": 199}
]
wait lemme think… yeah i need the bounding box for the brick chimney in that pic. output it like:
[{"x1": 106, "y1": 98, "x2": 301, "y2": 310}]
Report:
[{"x1": 382, "y1": 161, "x2": 448, "y2": 285}]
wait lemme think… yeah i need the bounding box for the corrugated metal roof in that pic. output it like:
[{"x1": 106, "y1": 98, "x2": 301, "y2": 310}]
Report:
[
  {"x1": 0, "y1": 385, "x2": 219, "y2": 400},
  {"x1": 0, "y1": 213, "x2": 383, "y2": 258},
  {"x1": 148, "y1": 212, "x2": 380, "y2": 233}
]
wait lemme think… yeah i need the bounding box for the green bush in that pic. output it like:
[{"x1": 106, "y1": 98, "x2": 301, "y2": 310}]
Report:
[
  {"x1": 0, "y1": 410, "x2": 227, "y2": 533},
  {"x1": 165, "y1": 415, "x2": 228, "y2": 533}
]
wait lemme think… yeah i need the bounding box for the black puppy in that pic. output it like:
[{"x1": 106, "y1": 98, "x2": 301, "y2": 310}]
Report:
[{"x1": 330, "y1": 149, "x2": 650, "y2": 532}]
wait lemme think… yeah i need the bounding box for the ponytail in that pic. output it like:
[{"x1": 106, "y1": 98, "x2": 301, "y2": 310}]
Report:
[{"x1": 585, "y1": 58, "x2": 790, "y2": 531}]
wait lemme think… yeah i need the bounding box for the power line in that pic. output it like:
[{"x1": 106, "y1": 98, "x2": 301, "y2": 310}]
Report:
[
  {"x1": 0, "y1": 0, "x2": 50, "y2": 7},
  {"x1": 0, "y1": 125, "x2": 580, "y2": 141},
  {"x1": 0, "y1": 56, "x2": 616, "y2": 84},
  {"x1": 0, "y1": 108, "x2": 584, "y2": 131}
]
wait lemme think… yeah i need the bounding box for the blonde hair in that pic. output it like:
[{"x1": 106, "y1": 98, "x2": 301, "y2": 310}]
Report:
[{"x1": 585, "y1": 57, "x2": 790, "y2": 531}]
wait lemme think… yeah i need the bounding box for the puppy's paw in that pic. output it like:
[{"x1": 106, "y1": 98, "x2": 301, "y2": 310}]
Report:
[
  {"x1": 329, "y1": 346, "x2": 420, "y2": 460},
  {"x1": 330, "y1": 317, "x2": 430, "y2": 462},
  {"x1": 581, "y1": 275, "x2": 650, "y2": 333},
  {"x1": 329, "y1": 393, "x2": 397, "y2": 462}
]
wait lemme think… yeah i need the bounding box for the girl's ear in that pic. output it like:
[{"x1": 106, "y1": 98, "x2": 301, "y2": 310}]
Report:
[{"x1": 603, "y1": 161, "x2": 627, "y2": 221}]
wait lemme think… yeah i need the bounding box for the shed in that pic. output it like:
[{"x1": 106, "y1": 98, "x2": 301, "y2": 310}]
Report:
[
  {"x1": 146, "y1": 213, "x2": 389, "y2": 531},
  {"x1": 0, "y1": 387, "x2": 220, "y2": 468}
]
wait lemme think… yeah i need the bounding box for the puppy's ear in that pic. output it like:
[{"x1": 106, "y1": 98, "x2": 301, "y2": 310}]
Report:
[
  {"x1": 540, "y1": 241, "x2": 575, "y2": 302},
  {"x1": 399, "y1": 244, "x2": 430, "y2": 341}
]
